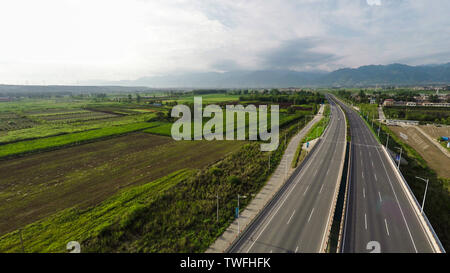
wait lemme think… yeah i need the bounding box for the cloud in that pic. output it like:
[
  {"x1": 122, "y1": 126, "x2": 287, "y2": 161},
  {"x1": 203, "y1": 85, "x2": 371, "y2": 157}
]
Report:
[
  {"x1": 366, "y1": 0, "x2": 382, "y2": 6},
  {"x1": 262, "y1": 38, "x2": 339, "y2": 70},
  {"x1": 0, "y1": 0, "x2": 449, "y2": 84}
]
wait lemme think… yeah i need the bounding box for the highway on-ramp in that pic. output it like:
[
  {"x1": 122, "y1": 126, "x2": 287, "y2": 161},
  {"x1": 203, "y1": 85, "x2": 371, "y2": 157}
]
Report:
[
  {"x1": 229, "y1": 96, "x2": 346, "y2": 253},
  {"x1": 331, "y1": 95, "x2": 439, "y2": 253}
]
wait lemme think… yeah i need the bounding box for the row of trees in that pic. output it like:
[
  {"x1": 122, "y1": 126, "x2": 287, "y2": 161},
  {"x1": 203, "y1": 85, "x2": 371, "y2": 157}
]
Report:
[{"x1": 239, "y1": 91, "x2": 324, "y2": 104}]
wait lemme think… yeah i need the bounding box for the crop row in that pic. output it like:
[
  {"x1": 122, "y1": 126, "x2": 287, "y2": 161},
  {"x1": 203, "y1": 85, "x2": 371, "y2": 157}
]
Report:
[{"x1": 0, "y1": 122, "x2": 157, "y2": 159}]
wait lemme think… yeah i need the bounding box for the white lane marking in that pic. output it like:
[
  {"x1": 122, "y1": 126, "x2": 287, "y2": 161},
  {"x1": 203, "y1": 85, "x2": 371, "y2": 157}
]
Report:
[
  {"x1": 270, "y1": 250, "x2": 273, "y2": 253},
  {"x1": 360, "y1": 159, "x2": 363, "y2": 166},
  {"x1": 365, "y1": 213, "x2": 367, "y2": 230},
  {"x1": 371, "y1": 160, "x2": 374, "y2": 168},
  {"x1": 385, "y1": 219, "x2": 390, "y2": 236},
  {"x1": 303, "y1": 185, "x2": 310, "y2": 196},
  {"x1": 326, "y1": 169, "x2": 330, "y2": 175},
  {"x1": 362, "y1": 171, "x2": 364, "y2": 179},
  {"x1": 314, "y1": 169, "x2": 318, "y2": 176},
  {"x1": 295, "y1": 246, "x2": 299, "y2": 253},
  {"x1": 363, "y1": 188, "x2": 366, "y2": 199},
  {"x1": 308, "y1": 208, "x2": 315, "y2": 223},
  {"x1": 319, "y1": 184, "x2": 324, "y2": 194},
  {"x1": 375, "y1": 147, "x2": 418, "y2": 253},
  {"x1": 374, "y1": 173, "x2": 378, "y2": 181},
  {"x1": 287, "y1": 210, "x2": 296, "y2": 224},
  {"x1": 369, "y1": 151, "x2": 371, "y2": 157},
  {"x1": 378, "y1": 191, "x2": 382, "y2": 202}
]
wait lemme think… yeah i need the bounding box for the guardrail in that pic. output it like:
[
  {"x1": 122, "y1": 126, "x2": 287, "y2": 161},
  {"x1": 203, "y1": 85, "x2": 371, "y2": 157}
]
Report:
[
  {"x1": 321, "y1": 98, "x2": 347, "y2": 252},
  {"x1": 381, "y1": 145, "x2": 445, "y2": 253},
  {"x1": 337, "y1": 141, "x2": 351, "y2": 253}
]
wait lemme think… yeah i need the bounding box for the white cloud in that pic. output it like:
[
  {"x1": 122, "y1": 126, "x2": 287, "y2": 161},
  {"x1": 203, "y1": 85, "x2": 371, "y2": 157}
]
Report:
[
  {"x1": 0, "y1": 0, "x2": 449, "y2": 84},
  {"x1": 367, "y1": 0, "x2": 382, "y2": 6}
]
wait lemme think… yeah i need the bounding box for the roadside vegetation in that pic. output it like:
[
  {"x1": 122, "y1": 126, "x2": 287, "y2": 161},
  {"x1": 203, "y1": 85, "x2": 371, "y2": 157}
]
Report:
[
  {"x1": 292, "y1": 104, "x2": 330, "y2": 168},
  {"x1": 384, "y1": 106, "x2": 450, "y2": 125}
]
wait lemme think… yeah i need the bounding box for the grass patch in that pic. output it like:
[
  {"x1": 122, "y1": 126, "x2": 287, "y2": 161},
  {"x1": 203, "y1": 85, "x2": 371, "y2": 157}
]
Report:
[{"x1": 0, "y1": 169, "x2": 195, "y2": 253}]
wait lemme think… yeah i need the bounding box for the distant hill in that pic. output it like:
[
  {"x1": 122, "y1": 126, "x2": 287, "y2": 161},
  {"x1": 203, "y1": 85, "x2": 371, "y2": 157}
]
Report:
[
  {"x1": 115, "y1": 70, "x2": 325, "y2": 88},
  {"x1": 113, "y1": 62, "x2": 450, "y2": 88},
  {"x1": 0, "y1": 85, "x2": 158, "y2": 94},
  {"x1": 322, "y1": 63, "x2": 450, "y2": 87},
  {"x1": 3, "y1": 63, "x2": 450, "y2": 90}
]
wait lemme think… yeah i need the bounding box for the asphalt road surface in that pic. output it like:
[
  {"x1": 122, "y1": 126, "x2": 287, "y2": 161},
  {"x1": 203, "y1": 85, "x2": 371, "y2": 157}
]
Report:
[
  {"x1": 331, "y1": 95, "x2": 437, "y2": 253},
  {"x1": 229, "y1": 96, "x2": 346, "y2": 253}
]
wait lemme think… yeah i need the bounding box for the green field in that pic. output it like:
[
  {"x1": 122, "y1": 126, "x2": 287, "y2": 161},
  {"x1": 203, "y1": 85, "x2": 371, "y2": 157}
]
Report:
[
  {"x1": 0, "y1": 90, "x2": 325, "y2": 252},
  {"x1": 170, "y1": 93, "x2": 240, "y2": 104},
  {"x1": 0, "y1": 122, "x2": 157, "y2": 158}
]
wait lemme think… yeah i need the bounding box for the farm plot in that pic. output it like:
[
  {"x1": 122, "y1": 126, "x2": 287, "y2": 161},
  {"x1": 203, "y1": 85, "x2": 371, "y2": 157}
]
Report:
[
  {"x1": 0, "y1": 133, "x2": 244, "y2": 235},
  {"x1": 0, "y1": 113, "x2": 37, "y2": 132},
  {"x1": 29, "y1": 109, "x2": 118, "y2": 124},
  {"x1": 142, "y1": 110, "x2": 309, "y2": 138},
  {"x1": 84, "y1": 106, "x2": 140, "y2": 116},
  {"x1": 389, "y1": 125, "x2": 450, "y2": 178}
]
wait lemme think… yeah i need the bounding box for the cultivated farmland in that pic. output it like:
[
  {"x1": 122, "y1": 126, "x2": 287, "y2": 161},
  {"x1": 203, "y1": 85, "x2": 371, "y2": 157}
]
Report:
[
  {"x1": 0, "y1": 133, "x2": 244, "y2": 235},
  {"x1": 0, "y1": 113, "x2": 37, "y2": 132},
  {"x1": 29, "y1": 109, "x2": 118, "y2": 124}
]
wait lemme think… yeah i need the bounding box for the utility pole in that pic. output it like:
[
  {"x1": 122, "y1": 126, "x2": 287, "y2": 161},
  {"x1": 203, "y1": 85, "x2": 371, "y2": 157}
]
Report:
[
  {"x1": 386, "y1": 134, "x2": 389, "y2": 148},
  {"x1": 395, "y1": 147, "x2": 403, "y2": 169},
  {"x1": 237, "y1": 194, "x2": 247, "y2": 234},
  {"x1": 415, "y1": 177, "x2": 429, "y2": 213},
  {"x1": 371, "y1": 113, "x2": 374, "y2": 128},
  {"x1": 285, "y1": 157, "x2": 287, "y2": 181},
  {"x1": 216, "y1": 193, "x2": 219, "y2": 222},
  {"x1": 237, "y1": 194, "x2": 240, "y2": 233}
]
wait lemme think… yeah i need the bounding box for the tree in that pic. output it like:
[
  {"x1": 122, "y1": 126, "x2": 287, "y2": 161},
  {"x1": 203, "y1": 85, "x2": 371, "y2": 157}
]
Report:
[
  {"x1": 156, "y1": 111, "x2": 165, "y2": 120},
  {"x1": 287, "y1": 106, "x2": 295, "y2": 114}
]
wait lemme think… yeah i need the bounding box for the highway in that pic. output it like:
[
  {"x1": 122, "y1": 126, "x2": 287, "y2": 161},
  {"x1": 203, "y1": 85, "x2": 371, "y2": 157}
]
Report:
[
  {"x1": 229, "y1": 95, "x2": 346, "y2": 253},
  {"x1": 331, "y1": 95, "x2": 437, "y2": 253}
]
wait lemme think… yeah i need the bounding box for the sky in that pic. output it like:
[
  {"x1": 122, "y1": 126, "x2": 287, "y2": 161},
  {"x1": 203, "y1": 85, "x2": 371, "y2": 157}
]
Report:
[{"x1": 0, "y1": 0, "x2": 449, "y2": 84}]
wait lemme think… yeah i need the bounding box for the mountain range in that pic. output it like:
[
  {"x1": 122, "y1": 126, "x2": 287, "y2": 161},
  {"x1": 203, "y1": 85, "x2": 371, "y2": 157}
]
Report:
[{"x1": 100, "y1": 63, "x2": 450, "y2": 88}]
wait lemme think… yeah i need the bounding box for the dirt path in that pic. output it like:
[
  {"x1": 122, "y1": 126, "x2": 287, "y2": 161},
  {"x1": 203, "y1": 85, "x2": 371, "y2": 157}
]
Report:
[{"x1": 389, "y1": 126, "x2": 450, "y2": 179}]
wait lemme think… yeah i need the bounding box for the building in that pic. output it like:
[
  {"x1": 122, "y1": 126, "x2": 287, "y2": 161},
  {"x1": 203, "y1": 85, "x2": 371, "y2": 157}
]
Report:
[
  {"x1": 406, "y1": 102, "x2": 417, "y2": 106},
  {"x1": 383, "y1": 99, "x2": 394, "y2": 106},
  {"x1": 0, "y1": 97, "x2": 11, "y2": 102},
  {"x1": 420, "y1": 102, "x2": 450, "y2": 107}
]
